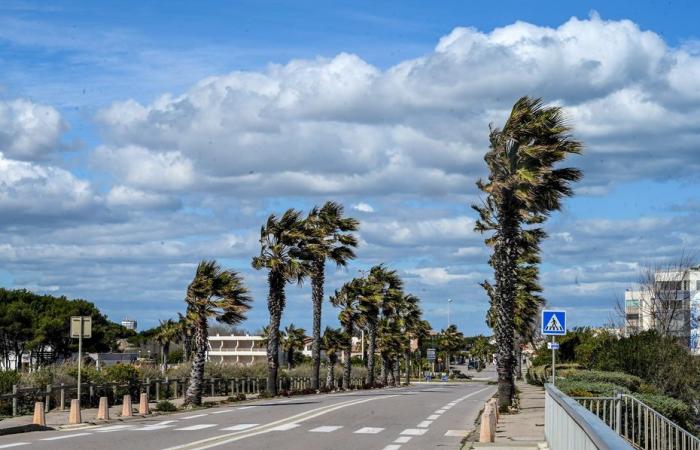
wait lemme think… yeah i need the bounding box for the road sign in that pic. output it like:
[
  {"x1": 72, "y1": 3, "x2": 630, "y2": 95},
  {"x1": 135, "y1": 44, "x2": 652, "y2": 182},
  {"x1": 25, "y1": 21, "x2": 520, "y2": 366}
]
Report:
[
  {"x1": 426, "y1": 348, "x2": 436, "y2": 362},
  {"x1": 71, "y1": 316, "x2": 92, "y2": 338},
  {"x1": 547, "y1": 342, "x2": 560, "y2": 350},
  {"x1": 541, "y1": 310, "x2": 566, "y2": 336}
]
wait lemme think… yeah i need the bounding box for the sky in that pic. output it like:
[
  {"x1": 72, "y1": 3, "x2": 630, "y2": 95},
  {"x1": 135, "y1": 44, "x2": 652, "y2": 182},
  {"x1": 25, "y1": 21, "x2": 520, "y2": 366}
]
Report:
[{"x1": 1, "y1": 0, "x2": 699, "y2": 334}]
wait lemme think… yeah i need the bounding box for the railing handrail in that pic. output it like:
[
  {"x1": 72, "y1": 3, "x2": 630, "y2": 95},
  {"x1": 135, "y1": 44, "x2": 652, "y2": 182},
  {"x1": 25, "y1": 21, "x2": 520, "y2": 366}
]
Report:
[{"x1": 546, "y1": 384, "x2": 634, "y2": 450}]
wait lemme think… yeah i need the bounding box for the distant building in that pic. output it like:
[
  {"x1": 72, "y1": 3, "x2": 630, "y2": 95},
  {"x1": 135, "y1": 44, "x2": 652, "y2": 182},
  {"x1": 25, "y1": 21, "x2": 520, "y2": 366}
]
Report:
[
  {"x1": 207, "y1": 334, "x2": 267, "y2": 365},
  {"x1": 121, "y1": 317, "x2": 137, "y2": 331},
  {"x1": 86, "y1": 352, "x2": 138, "y2": 370}
]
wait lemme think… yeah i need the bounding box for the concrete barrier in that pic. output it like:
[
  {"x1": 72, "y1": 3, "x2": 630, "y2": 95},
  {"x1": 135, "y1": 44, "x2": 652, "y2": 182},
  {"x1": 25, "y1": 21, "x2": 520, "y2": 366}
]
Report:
[
  {"x1": 32, "y1": 402, "x2": 46, "y2": 426},
  {"x1": 121, "y1": 394, "x2": 133, "y2": 417},
  {"x1": 139, "y1": 393, "x2": 149, "y2": 415},
  {"x1": 479, "y1": 402, "x2": 497, "y2": 443},
  {"x1": 69, "y1": 399, "x2": 81, "y2": 424},
  {"x1": 97, "y1": 397, "x2": 109, "y2": 420}
]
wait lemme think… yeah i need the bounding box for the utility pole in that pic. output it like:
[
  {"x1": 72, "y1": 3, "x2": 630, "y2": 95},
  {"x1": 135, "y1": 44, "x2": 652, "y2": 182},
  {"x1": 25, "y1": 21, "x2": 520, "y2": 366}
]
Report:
[{"x1": 447, "y1": 298, "x2": 452, "y2": 328}]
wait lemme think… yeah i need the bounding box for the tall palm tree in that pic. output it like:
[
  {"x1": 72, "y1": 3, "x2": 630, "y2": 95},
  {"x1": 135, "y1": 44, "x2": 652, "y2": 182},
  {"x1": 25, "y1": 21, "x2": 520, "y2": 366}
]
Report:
[
  {"x1": 304, "y1": 201, "x2": 359, "y2": 390},
  {"x1": 184, "y1": 260, "x2": 251, "y2": 407},
  {"x1": 473, "y1": 96, "x2": 582, "y2": 409},
  {"x1": 177, "y1": 312, "x2": 194, "y2": 362},
  {"x1": 155, "y1": 319, "x2": 181, "y2": 374},
  {"x1": 358, "y1": 274, "x2": 383, "y2": 386},
  {"x1": 330, "y1": 279, "x2": 364, "y2": 389},
  {"x1": 438, "y1": 325, "x2": 464, "y2": 372},
  {"x1": 399, "y1": 294, "x2": 423, "y2": 384},
  {"x1": 252, "y1": 209, "x2": 310, "y2": 395},
  {"x1": 321, "y1": 327, "x2": 347, "y2": 389},
  {"x1": 368, "y1": 265, "x2": 403, "y2": 385},
  {"x1": 281, "y1": 324, "x2": 306, "y2": 370}
]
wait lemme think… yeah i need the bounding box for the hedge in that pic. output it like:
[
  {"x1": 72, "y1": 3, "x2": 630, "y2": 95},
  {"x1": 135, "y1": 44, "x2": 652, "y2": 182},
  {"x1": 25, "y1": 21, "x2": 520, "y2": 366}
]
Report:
[
  {"x1": 558, "y1": 369, "x2": 642, "y2": 393},
  {"x1": 636, "y1": 393, "x2": 696, "y2": 433},
  {"x1": 526, "y1": 364, "x2": 581, "y2": 386},
  {"x1": 555, "y1": 379, "x2": 630, "y2": 397}
]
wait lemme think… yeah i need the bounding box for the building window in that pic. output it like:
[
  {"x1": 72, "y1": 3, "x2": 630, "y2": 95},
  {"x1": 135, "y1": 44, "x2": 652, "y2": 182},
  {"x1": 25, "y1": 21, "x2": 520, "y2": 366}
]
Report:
[{"x1": 625, "y1": 299, "x2": 640, "y2": 308}]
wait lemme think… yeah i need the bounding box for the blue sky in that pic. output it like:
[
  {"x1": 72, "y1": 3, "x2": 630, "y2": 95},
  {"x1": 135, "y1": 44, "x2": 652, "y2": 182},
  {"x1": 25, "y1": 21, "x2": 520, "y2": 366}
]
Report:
[{"x1": 1, "y1": 1, "x2": 699, "y2": 334}]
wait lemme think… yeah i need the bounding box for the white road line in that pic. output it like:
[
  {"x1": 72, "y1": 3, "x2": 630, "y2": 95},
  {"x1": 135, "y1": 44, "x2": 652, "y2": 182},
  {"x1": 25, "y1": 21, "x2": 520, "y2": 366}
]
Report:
[
  {"x1": 269, "y1": 423, "x2": 300, "y2": 431},
  {"x1": 220, "y1": 424, "x2": 258, "y2": 431},
  {"x1": 435, "y1": 409, "x2": 447, "y2": 414},
  {"x1": 237, "y1": 406, "x2": 254, "y2": 410},
  {"x1": 155, "y1": 420, "x2": 177, "y2": 425},
  {"x1": 96, "y1": 424, "x2": 134, "y2": 432},
  {"x1": 0, "y1": 444, "x2": 30, "y2": 449},
  {"x1": 40, "y1": 433, "x2": 92, "y2": 441},
  {"x1": 445, "y1": 429, "x2": 468, "y2": 437},
  {"x1": 136, "y1": 425, "x2": 175, "y2": 431},
  {"x1": 309, "y1": 425, "x2": 343, "y2": 433},
  {"x1": 417, "y1": 420, "x2": 432, "y2": 428},
  {"x1": 182, "y1": 414, "x2": 209, "y2": 420},
  {"x1": 394, "y1": 436, "x2": 412, "y2": 443},
  {"x1": 175, "y1": 424, "x2": 217, "y2": 431},
  {"x1": 382, "y1": 446, "x2": 402, "y2": 450},
  {"x1": 212, "y1": 409, "x2": 236, "y2": 414},
  {"x1": 400, "y1": 428, "x2": 427, "y2": 436},
  {"x1": 354, "y1": 427, "x2": 384, "y2": 434},
  {"x1": 427, "y1": 414, "x2": 440, "y2": 420}
]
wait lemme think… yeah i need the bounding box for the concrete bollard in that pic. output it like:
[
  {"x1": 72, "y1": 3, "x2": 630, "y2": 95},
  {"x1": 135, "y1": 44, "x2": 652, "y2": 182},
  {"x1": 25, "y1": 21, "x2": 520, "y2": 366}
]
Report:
[
  {"x1": 121, "y1": 394, "x2": 133, "y2": 417},
  {"x1": 139, "y1": 393, "x2": 149, "y2": 415},
  {"x1": 69, "y1": 399, "x2": 82, "y2": 425},
  {"x1": 479, "y1": 403, "x2": 496, "y2": 443},
  {"x1": 33, "y1": 402, "x2": 46, "y2": 426},
  {"x1": 97, "y1": 397, "x2": 109, "y2": 420}
]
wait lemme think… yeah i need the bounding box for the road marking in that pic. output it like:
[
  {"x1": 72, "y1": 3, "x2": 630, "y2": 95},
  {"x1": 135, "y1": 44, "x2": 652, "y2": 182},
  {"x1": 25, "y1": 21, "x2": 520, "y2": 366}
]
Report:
[
  {"x1": 417, "y1": 420, "x2": 432, "y2": 428},
  {"x1": 269, "y1": 423, "x2": 300, "y2": 431},
  {"x1": 400, "y1": 428, "x2": 427, "y2": 436},
  {"x1": 182, "y1": 414, "x2": 209, "y2": 420},
  {"x1": 220, "y1": 424, "x2": 258, "y2": 431},
  {"x1": 96, "y1": 424, "x2": 134, "y2": 432},
  {"x1": 394, "y1": 436, "x2": 412, "y2": 443},
  {"x1": 354, "y1": 427, "x2": 384, "y2": 434},
  {"x1": 137, "y1": 425, "x2": 175, "y2": 431},
  {"x1": 427, "y1": 414, "x2": 440, "y2": 420},
  {"x1": 41, "y1": 433, "x2": 92, "y2": 441},
  {"x1": 435, "y1": 409, "x2": 447, "y2": 414},
  {"x1": 212, "y1": 409, "x2": 236, "y2": 414},
  {"x1": 237, "y1": 406, "x2": 254, "y2": 410},
  {"x1": 382, "y1": 446, "x2": 402, "y2": 450},
  {"x1": 0, "y1": 444, "x2": 30, "y2": 449},
  {"x1": 176, "y1": 424, "x2": 217, "y2": 431},
  {"x1": 445, "y1": 429, "x2": 468, "y2": 437},
  {"x1": 310, "y1": 425, "x2": 343, "y2": 433}
]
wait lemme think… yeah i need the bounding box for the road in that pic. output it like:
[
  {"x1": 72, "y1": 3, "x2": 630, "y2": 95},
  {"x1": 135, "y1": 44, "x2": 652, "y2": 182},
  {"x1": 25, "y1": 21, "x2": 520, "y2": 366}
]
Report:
[{"x1": 0, "y1": 372, "x2": 495, "y2": 450}]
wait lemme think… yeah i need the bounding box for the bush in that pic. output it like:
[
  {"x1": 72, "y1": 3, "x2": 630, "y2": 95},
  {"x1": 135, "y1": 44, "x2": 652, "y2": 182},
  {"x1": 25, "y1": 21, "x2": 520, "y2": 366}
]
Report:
[
  {"x1": 104, "y1": 364, "x2": 139, "y2": 383},
  {"x1": 0, "y1": 371, "x2": 20, "y2": 394},
  {"x1": 526, "y1": 364, "x2": 580, "y2": 386},
  {"x1": 559, "y1": 370, "x2": 642, "y2": 393},
  {"x1": 555, "y1": 379, "x2": 629, "y2": 397},
  {"x1": 155, "y1": 400, "x2": 177, "y2": 412},
  {"x1": 636, "y1": 393, "x2": 696, "y2": 433}
]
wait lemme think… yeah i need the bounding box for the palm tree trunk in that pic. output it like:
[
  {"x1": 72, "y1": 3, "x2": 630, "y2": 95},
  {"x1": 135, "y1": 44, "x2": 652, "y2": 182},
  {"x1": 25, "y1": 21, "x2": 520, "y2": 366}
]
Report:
[
  {"x1": 494, "y1": 208, "x2": 518, "y2": 410},
  {"x1": 393, "y1": 357, "x2": 400, "y2": 385},
  {"x1": 326, "y1": 358, "x2": 335, "y2": 388},
  {"x1": 267, "y1": 272, "x2": 284, "y2": 396},
  {"x1": 342, "y1": 323, "x2": 353, "y2": 390},
  {"x1": 184, "y1": 314, "x2": 207, "y2": 406},
  {"x1": 404, "y1": 351, "x2": 410, "y2": 385},
  {"x1": 366, "y1": 323, "x2": 376, "y2": 386},
  {"x1": 381, "y1": 354, "x2": 388, "y2": 385},
  {"x1": 311, "y1": 260, "x2": 324, "y2": 390}
]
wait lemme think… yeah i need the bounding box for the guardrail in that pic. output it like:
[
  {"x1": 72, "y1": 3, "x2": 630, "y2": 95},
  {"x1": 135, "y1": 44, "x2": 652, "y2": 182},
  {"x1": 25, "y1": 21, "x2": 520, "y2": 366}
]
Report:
[
  {"x1": 545, "y1": 384, "x2": 634, "y2": 450},
  {"x1": 0, "y1": 375, "x2": 365, "y2": 417},
  {"x1": 573, "y1": 394, "x2": 700, "y2": 450}
]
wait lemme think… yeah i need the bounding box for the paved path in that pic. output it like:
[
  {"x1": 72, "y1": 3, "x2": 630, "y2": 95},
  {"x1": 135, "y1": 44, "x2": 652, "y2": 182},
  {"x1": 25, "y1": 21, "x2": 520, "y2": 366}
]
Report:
[{"x1": 0, "y1": 381, "x2": 496, "y2": 450}]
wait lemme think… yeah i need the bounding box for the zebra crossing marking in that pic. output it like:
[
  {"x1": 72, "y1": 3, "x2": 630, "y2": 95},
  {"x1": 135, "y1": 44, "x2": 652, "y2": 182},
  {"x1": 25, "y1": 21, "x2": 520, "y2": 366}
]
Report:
[
  {"x1": 400, "y1": 428, "x2": 427, "y2": 436},
  {"x1": 309, "y1": 425, "x2": 343, "y2": 433},
  {"x1": 445, "y1": 430, "x2": 468, "y2": 437},
  {"x1": 220, "y1": 424, "x2": 258, "y2": 431},
  {"x1": 417, "y1": 420, "x2": 432, "y2": 428},
  {"x1": 175, "y1": 424, "x2": 217, "y2": 431},
  {"x1": 354, "y1": 427, "x2": 384, "y2": 434},
  {"x1": 394, "y1": 436, "x2": 412, "y2": 443}
]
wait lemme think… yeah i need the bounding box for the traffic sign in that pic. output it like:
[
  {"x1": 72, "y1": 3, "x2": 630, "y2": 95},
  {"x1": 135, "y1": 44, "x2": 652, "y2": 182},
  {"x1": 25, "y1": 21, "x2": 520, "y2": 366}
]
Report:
[
  {"x1": 547, "y1": 342, "x2": 560, "y2": 350},
  {"x1": 70, "y1": 316, "x2": 92, "y2": 338},
  {"x1": 426, "y1": 348, "x2": 436, "y2": 362},
  {"x1": 541, "y1": 310, "x2": 566, "y2": 336}
]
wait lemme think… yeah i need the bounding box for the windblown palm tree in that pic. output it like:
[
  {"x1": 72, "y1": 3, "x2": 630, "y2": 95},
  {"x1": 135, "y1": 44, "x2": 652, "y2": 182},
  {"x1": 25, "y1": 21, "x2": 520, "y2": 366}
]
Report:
[
  {"x1": 155, "y1": 319, "x2": 181, "y2": 374},
  {"x1": 473, "y1": 96, "x2": 582, "y2": 409},
  {"x1": 357, "y1": 274, "x2": 383, "y2": 386},
  {"x1": 321, "y1": 327, "x2": 347, "y2": 389},
  {"x1": 252, "y1": 209, "x2": 310, "y2": 395},
  {"x1": 438, "y1": 325, "x2": 464, "y2": 372},
  {"x1": 184, "y1": 260, "x2": 251, "y2": 407},
  {"x1": 177, "y1": 312, "x2": 194, "y2": 361},
  {"x1": 368, "y1": 265, "x2": 403, "y2": 386},
  {"x1": 281, "y1": 324, "x2": 306, "y2": 370},
  {"x1": 330, "y1": 279, "x2": 364, "y2": 389},
  {"x1": 399, "y1": 294, "x2": 423, "y2": 384},
  {"x1": 304, "y1": 202, "x2": 359, "y2": 390}
]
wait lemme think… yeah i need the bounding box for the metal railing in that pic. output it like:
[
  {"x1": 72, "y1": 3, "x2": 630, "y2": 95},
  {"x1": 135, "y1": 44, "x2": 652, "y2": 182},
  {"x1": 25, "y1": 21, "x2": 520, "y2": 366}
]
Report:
[{"x1": 572, "y1": 394, "x2": 700, "y2": 450}]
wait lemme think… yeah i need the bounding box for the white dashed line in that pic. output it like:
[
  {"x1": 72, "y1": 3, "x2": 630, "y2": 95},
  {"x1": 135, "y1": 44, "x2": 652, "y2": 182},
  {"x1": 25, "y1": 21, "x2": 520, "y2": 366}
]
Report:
[
  {"x1": 435, "y1": 409, "x2": 447, "y2": 414},
  {"x1": 181, "y1": 413, "x2": 208, "y2": 419},
  {"x1": 445, "y1": 429, "x2": 469, "y2": 437},
  {"x1": 401, "y1": 428, "x2": 428, "y2": 436},
  {"x1": 0, "y1": 444, "x2": 30, "y2": 449},
  {"x1": 354, "y1": 427, "x2": 384, "y2": 434},
  {"x1": 382, "y1": 446, "x2": 402, "y2": 450},
  {"x1": 417, "y1": 420, "x2": 432, "y2": 428},
  {"x1": 220, "y1": 423, "x2": 258, "y2": 431},
  {"x1": 427, "y1": 414, "x2": 440, "y2": 420},
  {"x1": 237, "y1": 406, "x2": 255, "y2": 410},
  {"x1": 270, "y1": 423, "x2": 300, "y2": 431},
  {"x1": 96, "y1": 425, "x2": 134, "y2": 432},
  {"x1": 175, "y1": 424, "x2": 217, "y2": 431},
  {"x1": 310, "y1": 425, "x2": 343, "y2": 432},
  {"x1": 212, "y1": 409, "x2": 236, "y2": 414},
  {"x1": 40, "y1": 433, "x2": 92, "y2": 441},
  {"x1": 136, "y1": 425, "x2": 174, "y2": 431},
  {"x1": 394, "y1": 436, "x2": 412, "y2": 443}
]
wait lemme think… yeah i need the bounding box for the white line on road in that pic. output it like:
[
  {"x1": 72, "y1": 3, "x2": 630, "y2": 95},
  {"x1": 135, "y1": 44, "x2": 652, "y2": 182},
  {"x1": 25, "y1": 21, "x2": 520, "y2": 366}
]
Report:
[
  {"x1": 40, "y1": 433, "x2": 92, "y2": 441},
  {"x1": 445, "y1": 430, "x2": 468, "y2": 437},
  {"x1": 394, "y1": 436, "x2": 412, "y2": 443},
  {"x1": 236, "y1": 406, "x2": 254, "y2": 410},
  {"x1": 96, "y1": 424, "x2": 134, "y2": 432},
  {"x1": 211, "y1": 409, "x2": 236, "y2": 414},
  {"x1": 427, "y1": 414, "x2": 440, "y2": 420},
  {"x1": 309, "y1": 425, "x2": 343, "y2": 432},
  {"x1": 417, "y1": 420, "x2": 432, "y2": 428},
  {"x1": 354, "y1": 427, "x2": 384, "y2": 434},
  {"x1": 181, "y1": 414, "x2": 209, "y2": 420},
  {"x1": 382, "y1": 446, "x2": 402, "y2": 450},
  {"x1": 220, "y1": 424, "x2": 258, "y2": 431},
  {"x1": 176, "y1": 424, "x2": 218, "y2": 431},
  {"x1": 435, "y1": 409, "x2": 447, "y2": 414},
  {"x1": 400, "y1": 428, "x2": 427, "y2": 436},
  {"x1": 269, "y1": 423, "x2": 300, "y2": 431},
  {"x1": 137, "y1": 425, "x2": 175, "y2": 431},
  {"x1": 0, "y1": 444, "x2": 30, "y2": 448}
]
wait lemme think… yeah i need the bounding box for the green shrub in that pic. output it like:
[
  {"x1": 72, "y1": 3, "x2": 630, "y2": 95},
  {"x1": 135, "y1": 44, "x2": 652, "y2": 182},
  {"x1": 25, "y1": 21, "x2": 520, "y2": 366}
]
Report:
[
  {"x1": 555, "y1": 379, "x2": 629, "y2": 397},
  {"x1": 104, "y1": 364, "x2": 139, "y2": 383},
  {"x1": 526, "y1": 364, "x2": 580, "y2": 386},
  {"x1": 560, "y1": 370, "x2": 642, "y2": 392},
  {"x1": 155, "y1": 400, "x2": 177, "y2": 412},
  {"x1": 636, "y1": 393, "x2": 696, "y2": 433},
  {"x1": 0, "y1": 371, "x2": 20, "y2": 394}
]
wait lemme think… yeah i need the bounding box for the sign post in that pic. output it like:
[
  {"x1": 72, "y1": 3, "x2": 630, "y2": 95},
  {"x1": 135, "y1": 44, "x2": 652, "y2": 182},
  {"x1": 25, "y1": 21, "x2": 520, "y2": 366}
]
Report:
[
  {"x1": 427, "y1": 348, "x2": 436, "y2": 374},
  {"x1": 71, "y1": 316, "x2": 92, "y2": 406},
  {"x1": 541, "y1": 310, "x2": 566, "y2": 386}
]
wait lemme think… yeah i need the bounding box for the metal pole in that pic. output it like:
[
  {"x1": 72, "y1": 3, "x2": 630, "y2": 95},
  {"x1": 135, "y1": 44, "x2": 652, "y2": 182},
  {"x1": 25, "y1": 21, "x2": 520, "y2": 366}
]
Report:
[
  {"x1": 77, "y1": 317, "x2": 83, "y2": 406},
  {"x1": 360, "y1": 329, "x2": 364, "y2": 361},
  {"x1": 447, "y1": 299, "x2": 451, "y2": 328},
  {"x1": 551, "y1": 335, "x2": 556, "y2": 385}
]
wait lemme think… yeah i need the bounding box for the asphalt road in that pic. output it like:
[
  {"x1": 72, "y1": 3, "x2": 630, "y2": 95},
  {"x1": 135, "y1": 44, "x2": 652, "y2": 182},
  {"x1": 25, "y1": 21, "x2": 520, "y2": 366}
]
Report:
[{"x1": 0, "y1": 373, "x2": 495, "y2": 450}]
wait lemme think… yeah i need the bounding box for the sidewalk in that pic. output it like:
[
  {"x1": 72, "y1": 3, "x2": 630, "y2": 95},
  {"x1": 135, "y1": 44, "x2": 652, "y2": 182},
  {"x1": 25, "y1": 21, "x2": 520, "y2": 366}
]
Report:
[{"x1": 469, "y1": 381, "x2": 547, "y2": 450}]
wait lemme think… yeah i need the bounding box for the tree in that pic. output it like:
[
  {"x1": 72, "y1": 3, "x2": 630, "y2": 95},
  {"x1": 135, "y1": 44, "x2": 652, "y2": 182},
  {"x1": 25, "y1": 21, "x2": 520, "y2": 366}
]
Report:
[
  {"x1": 154, "y1": 319, "x2": 181, "y2": 374},
  {"x1": 177, "y1": 312, "x2": 194, "y2": 362},
  {"x1": 473, "y1": 97, "x2": 582, "y2": 409},
  {"x1": 252, "y1": 209, "x2": 310, "y2": 395},
  {"x1": 184, "y1": 260, "x2": 251, "y2": 407},
  {"x1": 330, "y1": 279, "x2": 364, "y2": 389},
  {"x1": 437, "y1": 325, "x2": 464, "y2": 371},
  {"x1": 281, "y1": 324, "x2": 306, "y2": 370},
  {"x1": 322, "y1": 327, "x2": 347, "y2": 389},
  {"x1": 303, "y1": 201, "x2": 359, "y2": 390}
]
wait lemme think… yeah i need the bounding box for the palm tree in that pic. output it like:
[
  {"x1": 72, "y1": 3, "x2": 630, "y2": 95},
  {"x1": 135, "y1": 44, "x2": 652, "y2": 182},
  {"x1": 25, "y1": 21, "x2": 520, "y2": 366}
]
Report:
[
  {"x1": 357, "y1": 274, "x2": 382, "y2": 386},
  {"x1": 322, "y1": 327, "x2": 347, "y2": 389},
  {"x1": 438, "y1": 325, "x2": 464, "y2": 372},
  {"x1": 368, "y1": 265, "x2": 403, "y2": 386},
  {"x1": 281, "y1": 324, "x2": 306, "y2": 370},
  {"x1": 330, "y1": 279, "x2": 364, "y2": 389},
  {"x1": 177, "y1": 312, "x2": 194, "y2": 361},
  {"x1": 184, "y1": 260, "x2": 251, "y2": 407},
  {"x1": 473, "y1": 96, "x2": 582, "y2": 409},
  {"x1": 303, "y1": 202, "x2": 359, "y2": 390},
  {"x1": 155, "y1": 319, "x2": 181, "y2": 374},
  {"x1": 399, "y1": 294, "x2": 423, "y2": 384},
  {"x1": 252, "y1": 209, "x2": 310, "y2": 395}
]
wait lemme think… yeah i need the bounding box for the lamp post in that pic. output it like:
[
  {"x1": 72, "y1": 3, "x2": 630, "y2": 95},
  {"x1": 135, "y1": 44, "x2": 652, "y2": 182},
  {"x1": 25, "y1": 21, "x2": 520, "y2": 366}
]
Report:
[{"x1": 447, "y1": 298, "x2": 452, "y2": 328}]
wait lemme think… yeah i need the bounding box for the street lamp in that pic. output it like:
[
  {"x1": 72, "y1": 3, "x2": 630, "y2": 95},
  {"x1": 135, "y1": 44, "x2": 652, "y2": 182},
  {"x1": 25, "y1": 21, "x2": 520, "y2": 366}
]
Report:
[{"x1": 447, "y1": 298, "x2": 452, "y2": 328}]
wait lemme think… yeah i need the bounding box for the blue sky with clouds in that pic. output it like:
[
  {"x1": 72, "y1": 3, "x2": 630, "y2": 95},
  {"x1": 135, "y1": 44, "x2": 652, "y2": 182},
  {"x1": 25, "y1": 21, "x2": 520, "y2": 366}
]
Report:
[{"x1": 1, "y1": 0, "x2": 699, "y2": 334}]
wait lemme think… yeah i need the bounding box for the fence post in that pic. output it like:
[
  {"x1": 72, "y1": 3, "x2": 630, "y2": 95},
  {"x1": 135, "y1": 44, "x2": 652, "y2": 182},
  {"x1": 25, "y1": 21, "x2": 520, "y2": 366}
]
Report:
[
  {"x1": 156, "y1": 379, "x2": 160, "y2": 401},
  {"x1": 211, "y1": 378, "x2": 216, "y2": 397},
  {"x1": 615, "y1": 394, "x2": 622, "y2": 434},
  {"x1": 173, "y1": 379, "x2": 178, "y2": 398},
  {"x1": 45, "y1": 384, "x2": 51, "y2": 412},
  {"x1": 12, "y1": 384, "x2": 17, "y2": 416},
  {"x1": 60, "y1": 383, "x2": 66, "y2": 411}
]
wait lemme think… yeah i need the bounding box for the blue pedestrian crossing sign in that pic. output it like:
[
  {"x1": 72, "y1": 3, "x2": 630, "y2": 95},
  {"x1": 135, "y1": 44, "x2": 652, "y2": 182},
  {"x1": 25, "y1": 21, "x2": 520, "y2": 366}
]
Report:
[{"x1": 542, "y1": 310, "x2": 567, "y2": 336}]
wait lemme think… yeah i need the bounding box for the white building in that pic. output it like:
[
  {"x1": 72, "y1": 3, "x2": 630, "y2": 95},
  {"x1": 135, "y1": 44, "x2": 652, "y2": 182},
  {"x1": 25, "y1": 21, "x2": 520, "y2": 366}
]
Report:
[
  {"x1": 121, "y1": 317, "x2": 137, "y2": 331},
  {"x1": 207, "y1": 334, "x2": 267, "y2": 365}
]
